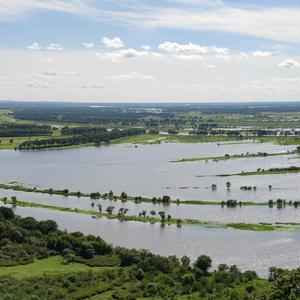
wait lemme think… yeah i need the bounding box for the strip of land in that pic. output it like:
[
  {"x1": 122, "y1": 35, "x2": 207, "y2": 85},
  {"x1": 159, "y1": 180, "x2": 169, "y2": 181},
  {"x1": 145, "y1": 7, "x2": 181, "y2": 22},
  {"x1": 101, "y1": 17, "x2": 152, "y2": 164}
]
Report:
[
  {"x1": 2, "y1": 198, "x2": 299, "y2": 232},
  {"x1": 214, "y1": 166, "x2": 300, "y2": 177},
  {"x1": 0, "y1": 183, "x2": 268, "y2": 206},
  {"x1": 172, "y1": 150, "x2": 298, "y2": 163}
]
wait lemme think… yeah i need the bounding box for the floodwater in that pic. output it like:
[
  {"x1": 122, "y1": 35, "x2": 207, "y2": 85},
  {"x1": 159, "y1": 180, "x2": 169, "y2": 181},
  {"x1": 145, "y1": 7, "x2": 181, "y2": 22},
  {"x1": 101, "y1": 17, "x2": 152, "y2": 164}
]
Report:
[
  {"x1": 1, "y1": 141, "x2": 300, "y2": 276},
  {"x1": 9, "y1": 205, "x2": 300, "y2": 277},
  {"x1": 1, "y1": 188, "x2": 300, "y2": 224},
  {"x1": 0, "y1": 142, "x2": 299, "y2": 202}
]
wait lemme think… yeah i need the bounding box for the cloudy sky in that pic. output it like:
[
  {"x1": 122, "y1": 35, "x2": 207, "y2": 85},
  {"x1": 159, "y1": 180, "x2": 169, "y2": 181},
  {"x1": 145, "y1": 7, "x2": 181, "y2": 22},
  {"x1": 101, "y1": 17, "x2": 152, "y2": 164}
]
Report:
[{"x1": 0, "y1": 0, "x2": 300, "y2": 102}]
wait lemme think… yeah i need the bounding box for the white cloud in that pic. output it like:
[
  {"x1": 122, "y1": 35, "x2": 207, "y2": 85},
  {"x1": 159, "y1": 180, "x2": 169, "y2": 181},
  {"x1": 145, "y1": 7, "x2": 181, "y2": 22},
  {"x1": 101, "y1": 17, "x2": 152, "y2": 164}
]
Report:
[
  {"x1": 239, "y1": 52, "x2": 249, "y2": 58},
  {"x1": 0, "y1": 0, "x2": 98, "y2": 22},
  {"x1": 27, "y1": 42, "x2": 40, "y2": 51},
  {"x1": 216, "y1": 54, "x2": 230, "y2": 60},
  {"x1": 102, "y1": 37, "x2": 124, "y2": 49},
  {"x1": 108, "y1": 72, "x2": 155, "y2": 81},
  {"x1": 253, "y1": 51, "x2": 273, "y2": 57},
  {"x1": 173, "y1": 54, "x2": 205, "y2": 61},
  {"x1": 141, "y1": 45, "x2": 151, "y2": 51},
  {"x1": 211, "y1": 46, "x2": 229, "y2": 55},
  {"x1": 45, "y1": 43, "x2": 63, "y2": 51},
  {"x1": 1, "y1": 1, "x2": 300, "y2": 44},
  {"x1": 142, "y1": 6, "x2": 300, "y2": 44},
  {"x1": 83, "y1": 42, "x2": 94, "y2": 49},
  {"x1": 278, "y1": 59, "x2": 300, "y2": 68},
  {"x1": 96, "y1": 48, "x2": 150, "y2": 62},
  {"x1": 159, "y1": 42, "x2": 208, "y2": 54}
]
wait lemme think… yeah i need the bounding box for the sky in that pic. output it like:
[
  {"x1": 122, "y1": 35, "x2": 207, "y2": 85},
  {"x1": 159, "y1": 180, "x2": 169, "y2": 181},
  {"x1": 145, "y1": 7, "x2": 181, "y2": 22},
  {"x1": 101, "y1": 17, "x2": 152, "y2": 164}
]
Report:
[{"x1": 0, "y1": 0, "x2": 300, "y2": 102}]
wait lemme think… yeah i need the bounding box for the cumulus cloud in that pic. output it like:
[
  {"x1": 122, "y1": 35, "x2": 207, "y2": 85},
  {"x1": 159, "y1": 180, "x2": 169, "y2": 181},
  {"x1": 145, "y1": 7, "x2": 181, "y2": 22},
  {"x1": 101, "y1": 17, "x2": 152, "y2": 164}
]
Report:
[
  {"x1": 83, "y1": 42, "x2": 94, "y2": 49},
  {"x1": 107, "y1": 72, "x2": 155, "y2": 81},
  {"x1": 253, "y1": 51, "x2": 273, "y2": 57},
  {"x1": 278, "y1": 59, "x2": 300, "y2": 68},
  {"x1": 141, "y1": 45, "x2": 151, "y2": 51},
  {"x1": 45, "y1": 43, "x2": 63, "y2": 51},
  {"x1": 102, "y1": 37, "x2": 124, "y2": 49},
  {"x1": 159, "y1": 42, "x2": 208, "y2": 54},
  {"x1": 27, "y1": 42, "x2": 40, "y2": 50},
  {"x1": 173, "y1": 54, "x2": 205, "y2": 61},
  {"x1": 158, "y1": 42, "x2": 230, "y2": 60}
]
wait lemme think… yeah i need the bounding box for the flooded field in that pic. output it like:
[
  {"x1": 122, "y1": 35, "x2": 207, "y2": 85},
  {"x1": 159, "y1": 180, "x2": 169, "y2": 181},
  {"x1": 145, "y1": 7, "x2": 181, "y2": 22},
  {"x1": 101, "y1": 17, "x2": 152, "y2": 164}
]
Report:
[
  {"x1": 1, "y1": 141, "x2": 300, "y2": 275},
  {"x1": 0, "y1": 142, "x2": 299, "y2": 202}
]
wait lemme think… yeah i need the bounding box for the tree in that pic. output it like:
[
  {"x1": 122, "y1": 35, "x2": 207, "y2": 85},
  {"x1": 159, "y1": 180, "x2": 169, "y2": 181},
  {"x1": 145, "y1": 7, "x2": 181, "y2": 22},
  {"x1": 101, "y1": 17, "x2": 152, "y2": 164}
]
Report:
[
  {"x1": 194, "y1": 255, "x2": 212, "y2": 273},
  {"x1": 38, "y1": 220, "x2": 58, "y2": 234},
  {"x1": 158, "y1": 211, "x2": 166, "y2": 221},
  {"x1": 150, "y1": 210, "x2": 156, "y2": 217},
  {"x1": 80, "y1": 242, "x2": 95, "y2": 259},
  {"x1": 106, "y1": 206, "x2": 115, "y2": 214},
  {"x1": 0, "y1": 207, "x2": 15, "y2": 220},
  {"x1": 226, "y1": 181, "x2": 231, "y2": 190},
  {"x1": 181, "y1": 256, "x2": 191, "y2": 268}
]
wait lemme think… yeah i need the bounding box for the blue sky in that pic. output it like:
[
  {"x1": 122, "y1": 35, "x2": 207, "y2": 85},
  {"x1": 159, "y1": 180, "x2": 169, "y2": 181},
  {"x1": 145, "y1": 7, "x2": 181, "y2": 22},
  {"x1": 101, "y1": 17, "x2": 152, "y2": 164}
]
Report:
[{"x1": 0, "y1": 0, "x2": 299, "y2": 102}]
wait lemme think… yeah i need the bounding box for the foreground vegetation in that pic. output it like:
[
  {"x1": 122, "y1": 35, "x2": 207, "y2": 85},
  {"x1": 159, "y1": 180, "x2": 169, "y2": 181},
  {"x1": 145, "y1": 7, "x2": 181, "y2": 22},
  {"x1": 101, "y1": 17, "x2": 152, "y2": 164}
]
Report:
[{"x1": 0, "y1": 207, "x2": 299, "y2": 299}]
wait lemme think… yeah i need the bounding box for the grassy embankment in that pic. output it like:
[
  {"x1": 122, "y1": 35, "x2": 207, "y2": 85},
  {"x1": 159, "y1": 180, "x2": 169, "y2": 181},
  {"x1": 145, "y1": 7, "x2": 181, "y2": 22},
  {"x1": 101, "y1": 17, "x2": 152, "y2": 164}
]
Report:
[
  {"x1": 0, "y1": 183, "x2": 268, "y2": 207},
  {"x1": 2, "y1": 198, "x2": 299, "y2": 232},
  {"x1": 172, "y1": 150, "x2": 299, "y2": 163}
]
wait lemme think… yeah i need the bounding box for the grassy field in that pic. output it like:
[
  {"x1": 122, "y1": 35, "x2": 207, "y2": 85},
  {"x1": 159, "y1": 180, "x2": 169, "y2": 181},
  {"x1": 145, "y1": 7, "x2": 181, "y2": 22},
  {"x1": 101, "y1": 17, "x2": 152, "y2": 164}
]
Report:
[
  {"x1": 0, "y1": 110, "x2": 15, "y2": 123},
  {"x1": 0, "y1": 256, "x2": 103, "y2": 279}
]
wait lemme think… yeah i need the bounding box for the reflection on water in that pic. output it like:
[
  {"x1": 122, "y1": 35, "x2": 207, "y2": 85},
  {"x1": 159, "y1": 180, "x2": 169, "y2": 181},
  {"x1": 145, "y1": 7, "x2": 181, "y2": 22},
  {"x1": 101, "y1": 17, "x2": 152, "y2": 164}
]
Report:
[{"x1": 10, "y1": 205, "x2": 300, "y2": 277}]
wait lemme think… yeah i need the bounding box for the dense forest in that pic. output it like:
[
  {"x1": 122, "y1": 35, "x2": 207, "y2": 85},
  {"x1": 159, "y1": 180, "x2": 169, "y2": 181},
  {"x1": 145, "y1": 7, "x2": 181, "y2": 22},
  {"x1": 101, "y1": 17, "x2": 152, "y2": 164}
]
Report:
[
  {"x1": 18, "y1": 128, "x2": 146, "y2": 150},
  {"x1": 0, "y1": 206, "x2": 299, "y2": 300}
]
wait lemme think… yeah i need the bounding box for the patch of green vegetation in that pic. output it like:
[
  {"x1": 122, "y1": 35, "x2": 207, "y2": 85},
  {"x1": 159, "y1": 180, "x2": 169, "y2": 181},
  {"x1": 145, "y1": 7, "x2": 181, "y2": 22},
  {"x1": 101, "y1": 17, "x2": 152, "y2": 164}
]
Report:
[
  {"x1": 0, "y1": 256, "x2": 103, "y2": 279},
  {"x1": 172, "y1": 150, "x2": 297, "y2": 163},
  {"x1": 231, "y1": 166, "x2": 300, "y2": 176}
]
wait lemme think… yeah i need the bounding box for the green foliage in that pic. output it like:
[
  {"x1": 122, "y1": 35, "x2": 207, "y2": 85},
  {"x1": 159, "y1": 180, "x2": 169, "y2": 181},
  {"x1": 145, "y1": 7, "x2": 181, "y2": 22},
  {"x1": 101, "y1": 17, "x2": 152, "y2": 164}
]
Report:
[{"x1": 0, "y1": 208, "x2": 299, "y2": 300}]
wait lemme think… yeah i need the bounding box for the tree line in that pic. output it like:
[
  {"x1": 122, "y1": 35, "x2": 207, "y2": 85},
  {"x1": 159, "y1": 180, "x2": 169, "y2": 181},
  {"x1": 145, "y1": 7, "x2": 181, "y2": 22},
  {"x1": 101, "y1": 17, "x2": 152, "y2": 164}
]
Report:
[{"x1": 18, "y1": 127, "x2": 146, "y2": 150}]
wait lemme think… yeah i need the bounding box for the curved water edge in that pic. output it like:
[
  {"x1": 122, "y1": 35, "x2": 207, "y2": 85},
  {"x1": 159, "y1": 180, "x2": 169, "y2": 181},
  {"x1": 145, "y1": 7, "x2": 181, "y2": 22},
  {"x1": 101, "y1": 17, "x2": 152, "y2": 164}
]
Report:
[{"x1": 10, "y1": 205, "x2": 300, "y2": 278}]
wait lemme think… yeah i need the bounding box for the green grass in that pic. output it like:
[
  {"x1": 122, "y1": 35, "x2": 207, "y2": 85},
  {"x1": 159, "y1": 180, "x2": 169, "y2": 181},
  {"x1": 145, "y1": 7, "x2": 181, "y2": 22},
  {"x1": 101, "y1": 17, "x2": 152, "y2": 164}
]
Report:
[
  {"x1": 0, "y1": 256, "x2": 103, "y2": 279},
  {"x1": 0, "y1": 110, "x2": 15, "y2": 123},
  {"x1": 172, "y1": 150, "x2": 298, "y2": 163},
  {"x1": 229, "y1": 168, "x2": 300, "y2": 176}
]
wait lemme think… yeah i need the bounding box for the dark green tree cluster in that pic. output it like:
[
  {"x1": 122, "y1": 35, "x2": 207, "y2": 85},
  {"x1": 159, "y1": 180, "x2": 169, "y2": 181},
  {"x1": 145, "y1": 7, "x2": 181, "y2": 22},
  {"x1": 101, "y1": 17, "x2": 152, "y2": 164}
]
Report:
[
  {"x1": 18, "y1": 127, "x2": 146, "y2": 150},
  {"x1": 0, "y1": 123, "x2": 52, "y2": 137}
]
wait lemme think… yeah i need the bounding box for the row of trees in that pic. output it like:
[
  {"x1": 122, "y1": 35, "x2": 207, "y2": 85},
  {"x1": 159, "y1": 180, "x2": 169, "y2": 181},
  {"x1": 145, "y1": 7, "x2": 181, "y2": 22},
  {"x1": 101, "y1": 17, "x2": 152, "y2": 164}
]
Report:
[
  {"x1": 18, "y1": 127, "x2": 146, "y2": 150},
  {"x1": 0, "y1": 123, "x2": 52, "y2": 137}
]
